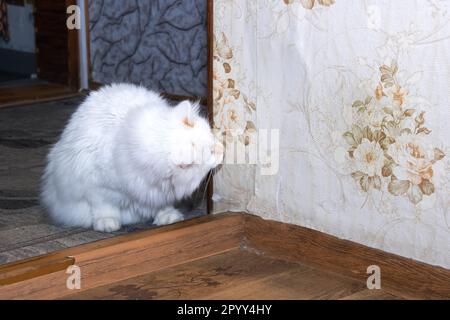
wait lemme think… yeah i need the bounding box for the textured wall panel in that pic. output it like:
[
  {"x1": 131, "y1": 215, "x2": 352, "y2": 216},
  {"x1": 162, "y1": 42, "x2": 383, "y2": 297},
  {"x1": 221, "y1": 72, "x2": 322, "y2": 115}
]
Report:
[{"x1": 89, "y1": 0, "x2": 207, "y2": 97}]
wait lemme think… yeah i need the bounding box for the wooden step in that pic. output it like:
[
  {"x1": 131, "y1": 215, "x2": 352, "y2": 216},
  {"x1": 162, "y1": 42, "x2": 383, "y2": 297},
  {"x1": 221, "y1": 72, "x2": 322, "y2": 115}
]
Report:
[{"x1": 1, "y1": 213, "x2": 449, "y2": 299}]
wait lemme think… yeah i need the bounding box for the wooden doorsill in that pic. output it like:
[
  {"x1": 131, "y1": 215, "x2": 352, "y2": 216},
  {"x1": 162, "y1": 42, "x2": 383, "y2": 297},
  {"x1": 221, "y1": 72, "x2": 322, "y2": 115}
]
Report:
[
  {"x1": 0, "y1": 213, "x2": 449, "y2": 299},
  {"x1": 0, "y1": 82, "x2": 81, "y2": 109}
]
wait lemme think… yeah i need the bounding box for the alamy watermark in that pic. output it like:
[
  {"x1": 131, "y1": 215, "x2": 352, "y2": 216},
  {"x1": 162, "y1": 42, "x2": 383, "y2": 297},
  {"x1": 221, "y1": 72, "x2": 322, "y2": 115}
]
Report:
[
  {"x1": 66, "y1": 5, "x2": 81, "y2": 30},
  {"x1": 221, "y1": 129, "x2": 280, "y2": 176},
  {"x1": 168, "y1": 128, "x2": 280, "y2": 176},
  {"x1": 66, "y1": 265, "x2": 81, "y2": 290},
  {"x1": 366, "y1": 265, "x2": 381, "y2": 290}
]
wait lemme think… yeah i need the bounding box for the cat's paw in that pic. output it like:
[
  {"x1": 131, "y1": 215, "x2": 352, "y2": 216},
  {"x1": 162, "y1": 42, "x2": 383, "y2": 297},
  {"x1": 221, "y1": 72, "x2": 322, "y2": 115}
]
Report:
[
  {"x1": 153, "y1": 207, "x2": 184, "y2": 226},
  {"x1": 93, "y1": 217, "x2": 121, "y2": 232}
]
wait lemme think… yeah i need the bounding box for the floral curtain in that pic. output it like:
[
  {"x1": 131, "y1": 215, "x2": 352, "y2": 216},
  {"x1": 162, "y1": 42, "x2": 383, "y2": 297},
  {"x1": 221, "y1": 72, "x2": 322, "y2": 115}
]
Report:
[
  {"x1": 213, "y1": 0, "x2": 450, "y2": 268},
  {"x1": 0, "y1": 0, "x2": 8, "y2": 42}
]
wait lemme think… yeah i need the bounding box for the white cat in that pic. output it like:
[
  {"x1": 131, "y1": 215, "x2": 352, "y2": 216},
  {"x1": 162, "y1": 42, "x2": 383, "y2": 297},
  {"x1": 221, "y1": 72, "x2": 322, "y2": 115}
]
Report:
[{"x1": 41, "y1": 83, "x2": 223, "y2": 232}]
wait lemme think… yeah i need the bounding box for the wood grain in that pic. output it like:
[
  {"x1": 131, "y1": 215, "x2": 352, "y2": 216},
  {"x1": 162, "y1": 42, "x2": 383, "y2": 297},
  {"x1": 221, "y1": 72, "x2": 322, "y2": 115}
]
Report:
[
  {"x1": 63, "y1": 250, "x2": 301, "y2": 299},
  {"x1": 340, "y1": 289, "x2": 401, "y2": 300},
  {"x1": 64, "y1": 250, "x2": 369, "y2": 300},
  {"x1": 243, "y1": 214, "x2": 450, "y2": 300},
  {"x1": 0, "y1": 213, "x2": 243, "y2": 299},
  {"x1": 0, "y1": 254, "x2": 74, "y2": 286},
  {"x1": 1, "y1": 213, "x2": 448, "y2": 299},
  {"x1": 204, "y1": 263, "x2": 366, "y2": 300}
]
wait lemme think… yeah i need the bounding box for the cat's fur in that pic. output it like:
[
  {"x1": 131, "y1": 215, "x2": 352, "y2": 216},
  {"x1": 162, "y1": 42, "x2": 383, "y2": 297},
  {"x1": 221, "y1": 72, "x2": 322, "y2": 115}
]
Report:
[{"x1": 41, "y1": 83, "x2": 223, "y2": 232}]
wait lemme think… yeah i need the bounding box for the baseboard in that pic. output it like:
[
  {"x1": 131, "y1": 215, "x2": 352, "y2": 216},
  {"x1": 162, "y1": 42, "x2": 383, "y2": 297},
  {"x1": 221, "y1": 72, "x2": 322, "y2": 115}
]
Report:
[
  {"x1": 0, "y1": 213, "x2": 449, "y2": 299},
  {"x1": 243, "y1": 214, "x2": 450, "y2": 300}
]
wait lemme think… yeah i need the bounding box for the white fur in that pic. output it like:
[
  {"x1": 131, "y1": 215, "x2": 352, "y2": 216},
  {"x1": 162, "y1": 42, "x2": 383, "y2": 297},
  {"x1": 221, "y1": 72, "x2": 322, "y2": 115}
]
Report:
[{"x1": 41, "y1": 83, "x2": 223, "y2": 232}]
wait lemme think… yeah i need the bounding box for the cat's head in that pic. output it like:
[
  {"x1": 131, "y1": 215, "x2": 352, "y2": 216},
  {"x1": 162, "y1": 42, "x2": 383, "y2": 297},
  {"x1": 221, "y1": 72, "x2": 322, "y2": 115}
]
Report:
[
  {"x1": 165, "y1": 100, "x2": 223, "y2": 198},
  {"x1": 125, "y1": 99, "x2": 223, "y2": 199},
  {"x1": 167, "y1": 100, "x2": 223, "y2": 170}
]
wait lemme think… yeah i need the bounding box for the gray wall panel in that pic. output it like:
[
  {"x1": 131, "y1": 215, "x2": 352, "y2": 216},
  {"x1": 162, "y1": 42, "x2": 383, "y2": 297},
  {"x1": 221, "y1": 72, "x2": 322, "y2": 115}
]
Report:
[{"x1": 89, "y1": 0, "x2": 207, "y2": 97}]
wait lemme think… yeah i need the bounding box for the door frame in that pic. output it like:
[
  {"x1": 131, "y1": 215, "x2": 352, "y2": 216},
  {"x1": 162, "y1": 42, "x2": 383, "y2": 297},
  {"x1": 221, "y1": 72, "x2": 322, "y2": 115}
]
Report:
[
  {"x1": 66, "y1": 0, "x2": 80, "y2": 89},
  {"x1": 206, "y1": 0, "x2": 214, "y2": 214},
  {"x1": 0, "y1": 0, "x2": 83, "y2": 108},
  {"x1": 32, "y1": 0, "x2": 81, "y2": 89}
]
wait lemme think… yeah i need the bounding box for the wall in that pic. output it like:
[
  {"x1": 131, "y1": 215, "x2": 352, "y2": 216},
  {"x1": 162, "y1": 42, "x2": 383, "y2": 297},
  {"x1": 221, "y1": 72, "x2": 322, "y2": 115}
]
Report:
[
  {"x1": 88, "y1": 0, "x2": 207, "y2": 97},
  {"x1": 0, "y1": 1, "x2": 35, "y2": 75},
  {"x1": 212, "y1": 0, "x2": 450, "y2": 268},
  {"x1": 0, "y1": 2, "x2": 35, "y2": 52}
]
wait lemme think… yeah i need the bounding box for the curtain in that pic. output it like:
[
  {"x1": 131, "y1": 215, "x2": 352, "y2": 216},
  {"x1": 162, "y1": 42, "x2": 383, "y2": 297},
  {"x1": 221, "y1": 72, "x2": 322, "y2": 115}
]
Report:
[
  {"x1": 212, "y1": 0, "x2": 450, "y2": 268},
  {"x1": 0, "y1": 0, "x2": 8, "y2": 42}
]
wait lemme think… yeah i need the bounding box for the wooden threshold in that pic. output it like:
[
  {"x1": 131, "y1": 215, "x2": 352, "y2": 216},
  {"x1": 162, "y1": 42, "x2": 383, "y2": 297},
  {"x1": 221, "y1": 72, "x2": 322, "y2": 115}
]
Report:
[
  {"x1": 0, "y1": 213, "x2": 448, "y2": 299},
  {"x1": 0, "y1": 213, "x2": 243, "y2": 299},
  {"x1": 0, "y1": 82, "x2": 81, "y2": 109},
  {"x1": 0, "y1": 254, "x2": 75, "y2": 286}
]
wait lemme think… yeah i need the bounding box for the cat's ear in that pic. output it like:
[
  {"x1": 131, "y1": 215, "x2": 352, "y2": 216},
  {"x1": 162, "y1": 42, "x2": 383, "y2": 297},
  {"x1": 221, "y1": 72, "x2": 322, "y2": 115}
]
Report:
[{"x1": 173, "y1": 100, "x2": 199, "y2": 127}]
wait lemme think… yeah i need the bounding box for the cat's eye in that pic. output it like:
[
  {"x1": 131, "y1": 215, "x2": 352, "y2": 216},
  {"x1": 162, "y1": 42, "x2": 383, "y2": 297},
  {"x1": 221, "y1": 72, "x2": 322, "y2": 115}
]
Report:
[{"x1": 178, "y1": 163, "x2": 194, "y2": 169}]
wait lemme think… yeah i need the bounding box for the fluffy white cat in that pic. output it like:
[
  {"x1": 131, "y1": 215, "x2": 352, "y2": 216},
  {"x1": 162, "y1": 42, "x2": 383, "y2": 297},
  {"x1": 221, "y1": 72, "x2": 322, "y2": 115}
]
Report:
[{"x1": 41, "y1": 83, "x2": 223, "y2": 232}]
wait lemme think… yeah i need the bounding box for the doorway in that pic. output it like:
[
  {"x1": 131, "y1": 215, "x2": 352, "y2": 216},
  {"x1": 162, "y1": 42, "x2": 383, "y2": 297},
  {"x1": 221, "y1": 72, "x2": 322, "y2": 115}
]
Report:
[{"x1": 0, "y1": 0, "x2": 80, "y2": 108}]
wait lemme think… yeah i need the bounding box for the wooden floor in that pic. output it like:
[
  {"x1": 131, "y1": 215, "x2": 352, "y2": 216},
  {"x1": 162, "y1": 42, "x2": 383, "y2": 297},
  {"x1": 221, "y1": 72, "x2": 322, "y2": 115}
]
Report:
[
  {"x1": 1, "y1": 213, "x2": 448, "y2": 300},
  {"x1": 0, "y1": 82, "x2": 80, "y2": 108},
  {"x1": 64, "y1": 249, "x2": 399, "y2": 300}
]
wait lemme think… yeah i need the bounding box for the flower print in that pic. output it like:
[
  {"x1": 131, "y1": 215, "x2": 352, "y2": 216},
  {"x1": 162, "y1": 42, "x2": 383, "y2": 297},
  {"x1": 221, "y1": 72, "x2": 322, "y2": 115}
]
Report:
[
  {"x1": 341, "y1": 61, "x2": 445, "y2": 204},
  {"x1": 298, "y1": 0, "x2": 335, "y2": 9},
  {"x1": 353, "y1": 139, "x2": 385, "y2": 177},
  {"x1": 213, "y1": 32, "x2": 256, "y2": 146}
]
